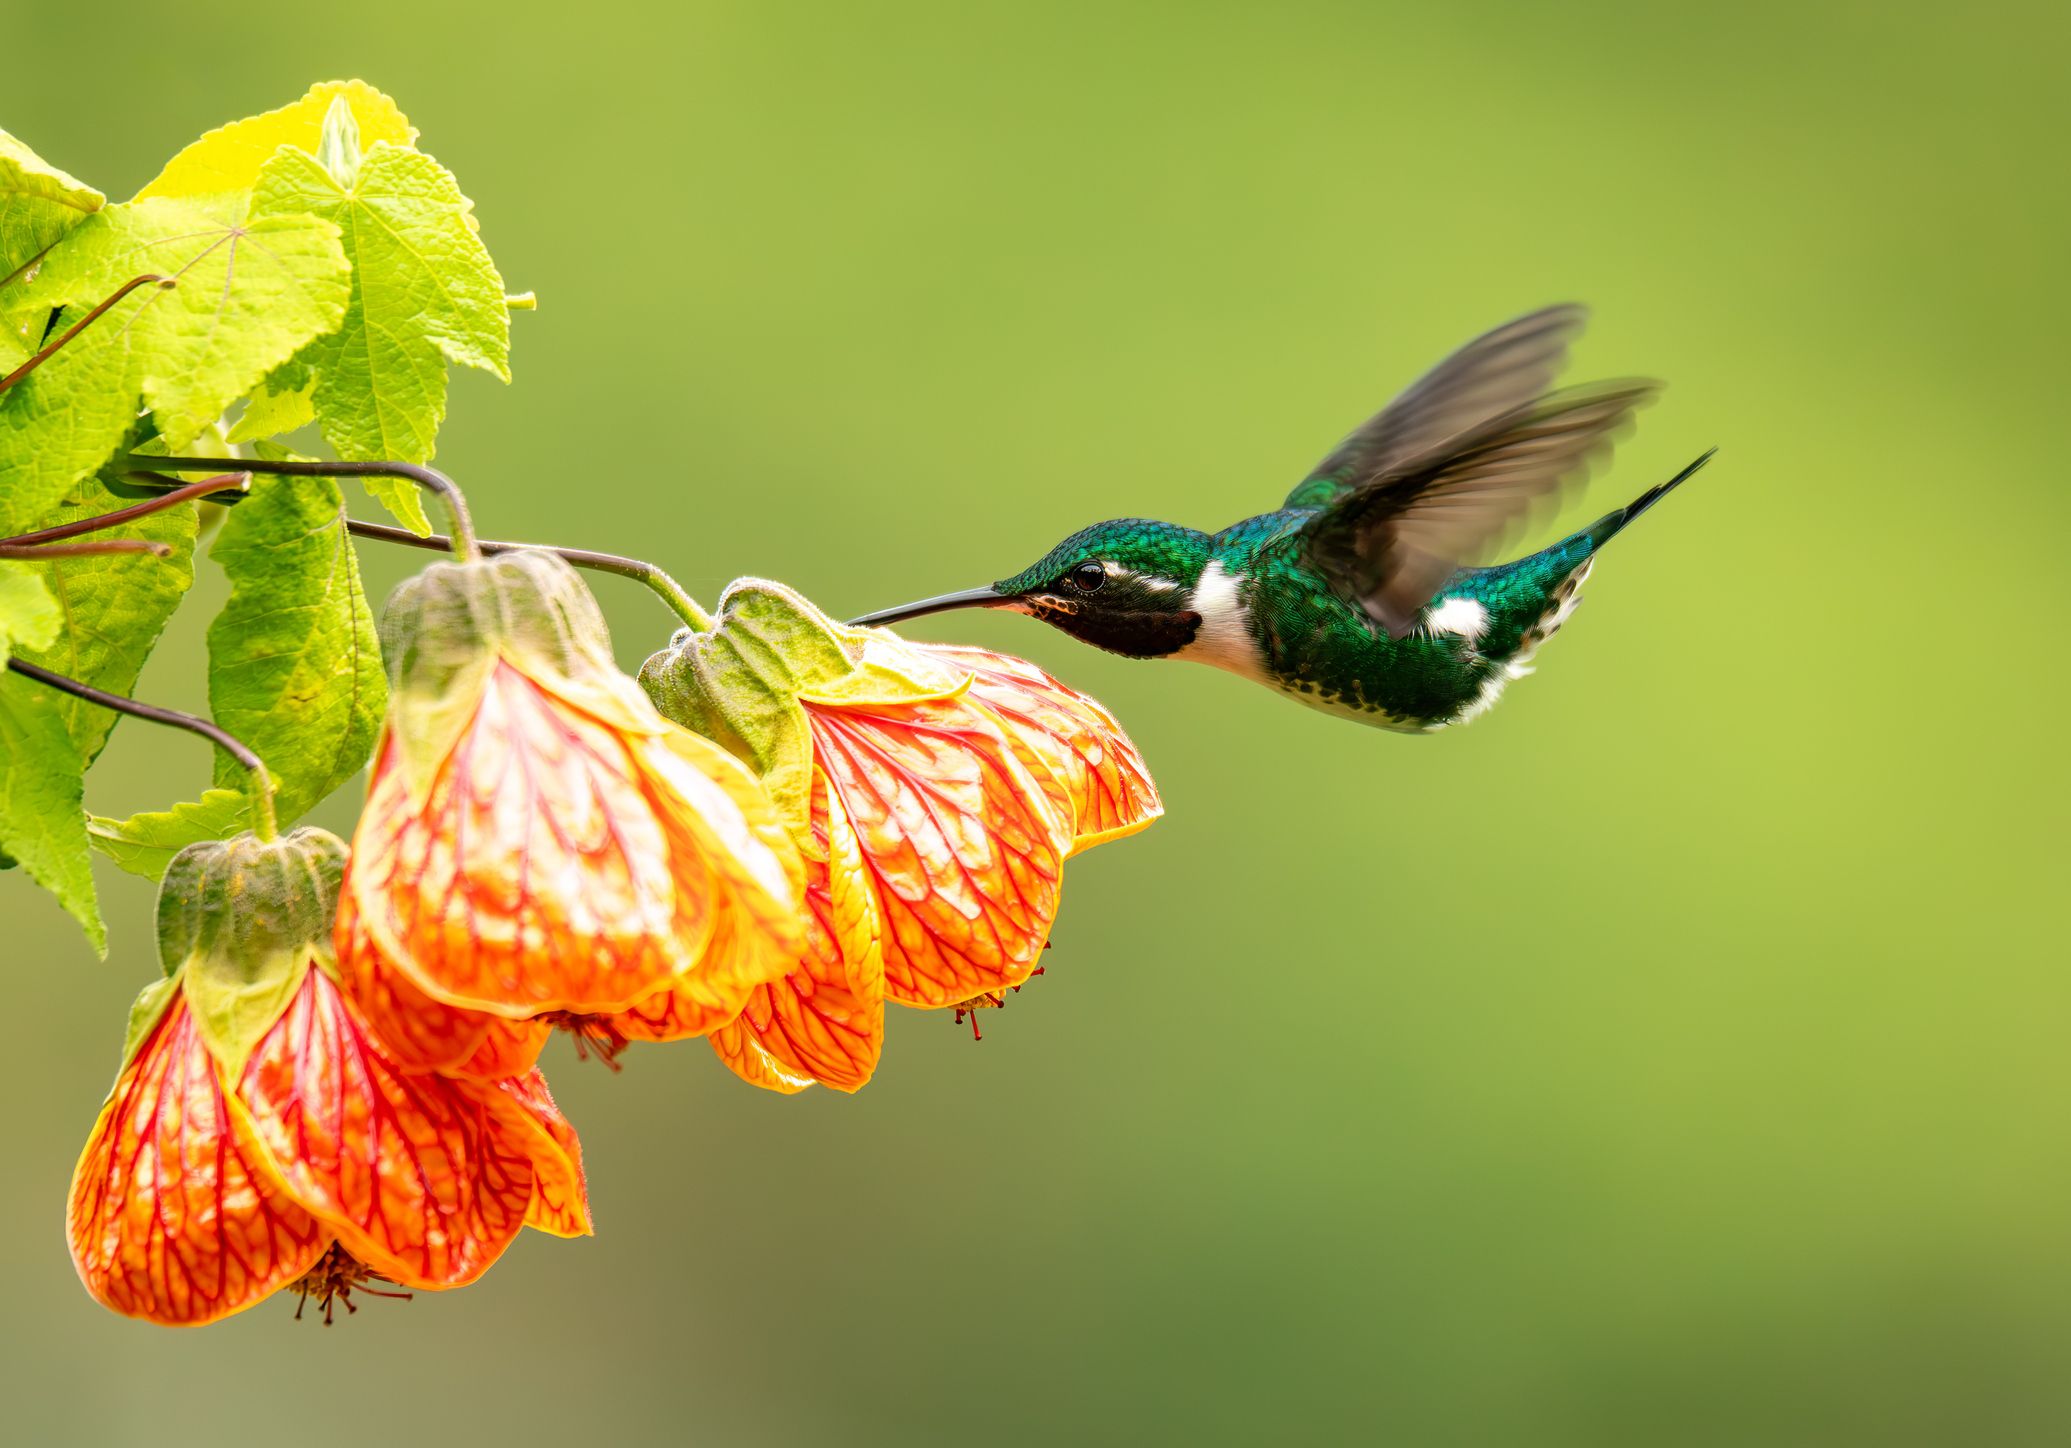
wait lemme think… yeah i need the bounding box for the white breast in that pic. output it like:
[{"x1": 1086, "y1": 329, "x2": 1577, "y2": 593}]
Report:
[{"x1": 1172, "y1": 559, "x2": 1266, "y2": 681}]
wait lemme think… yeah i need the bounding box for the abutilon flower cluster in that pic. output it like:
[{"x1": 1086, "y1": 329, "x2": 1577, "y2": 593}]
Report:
[
  {"x1": 642, "y1": 581, "x2": 1162, "y2": 1092},
  {"x1": 65, "y1": 548, "x2": 1160, "y2": 1327},
  {"x1": 3, "y1": 78, "x2": 1164, "y2": 1331},
  {"x1": 68, "y1": 830, "x2": 586, "y2": 1326}
]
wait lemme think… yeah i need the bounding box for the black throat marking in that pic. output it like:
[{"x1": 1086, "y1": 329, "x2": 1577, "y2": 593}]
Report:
[{"x1": 1028, "y1": 597, "x2": 1202, "y2": 659}]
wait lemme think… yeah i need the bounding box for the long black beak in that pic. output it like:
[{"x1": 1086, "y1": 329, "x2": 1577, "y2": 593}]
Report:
[{"x1": 848, "y1": 586, "x2": 1007, "y2": 628}]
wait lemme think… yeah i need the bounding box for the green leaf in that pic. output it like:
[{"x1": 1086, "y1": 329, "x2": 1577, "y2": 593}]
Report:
[
  {"x1": 136, "y1": 80, "x2": 415, "y2": 202},
  {"x1": 0, "y1": 128, "x2": 104, "y2": 279},
  {"x1": 14, "y1": 475, "x2": 198, "y2": 763},
  {"x1": 0, "y1": 314, "x2": 138, "y2": 536},
  {"x1": 89, "y1": 789, "x2": 253, "y2": 881},
  {"x1": 0, "y1": 560, "x2": 62, "y2": 665},
  {"x1": 206, "y1": 473, "x2": 384, "y2": 825},
  {"x1": 250, "y1": 144, "x2": 510, "y2": 533},
  {"x1": 0, "y1": 671, "x2": 103, "y2": 953},
  {"x1": 225, "y1": 367, "x2": 316, "y2": 443},
  {"x1": 3, "y1": 194, "x2": 350, "y2": 449}
]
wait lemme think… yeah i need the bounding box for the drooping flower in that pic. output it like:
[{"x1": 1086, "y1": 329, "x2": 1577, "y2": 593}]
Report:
[
  {"x1": 67, "y1": 830, "x2": 587, "y2": 1327},
  {"x1": 338, "y1": 550, "x2": 803, "y2": 1073},
  {"x1": 641, "y1": 580, "x2": 1161, "y2": 1092}
]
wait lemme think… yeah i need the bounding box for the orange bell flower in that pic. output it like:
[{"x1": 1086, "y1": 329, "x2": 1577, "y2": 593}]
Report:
[
  {"x1": 66, "y1": 831, "x2": 587, "y2": 1327},
  {"x1": 642, "y1": 582, "x2": 1161, "y2": 1093},
  {"x1": 338, "y1": 550, "x2": 802, "y2": 1072}
]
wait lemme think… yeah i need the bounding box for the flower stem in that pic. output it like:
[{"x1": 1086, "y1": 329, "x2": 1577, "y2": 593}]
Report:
[
  {"x1": 116, "y1": 468, "x2": 716, "y2": 630},
  {"x1": 5, "y1": 658, "x2": 277, "y2": 842},
  {"x1": 1, "y1": 472, "x2": 249, "y2": 547},
  {"x1": 133, "y1": 454, "x2": 481, "y2": 562},
  {"x1": 0, "y1": 539, "x2": 173, "y2": 560},
  {"x1": 342, "y1": 518, "x2": 716, "y2": 629},
  {"x1": 0, "y1": 275, "x2": 175, "y2": 393}
]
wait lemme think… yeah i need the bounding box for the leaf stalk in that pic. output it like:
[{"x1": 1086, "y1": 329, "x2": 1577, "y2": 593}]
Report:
[
  {"x1": 0, "y1": 539, "x2": 173, "y2": 560},
  {"x1": 0, "y1": 275, "x2": 176, "y2": 393},
  {"x1": 134, "y1": 454, "x2": 481, "y2": 561},
  {"x1": 5, "y1": 659, "x2": 278, "y2": 842},
  {"x1": 1, "y1": 472, "x2": 249, "y2": 547}
]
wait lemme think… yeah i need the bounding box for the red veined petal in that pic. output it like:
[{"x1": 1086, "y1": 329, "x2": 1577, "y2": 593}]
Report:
[
  {"x1": 235, "y1": 968, "x2": 534, "y2": 1291},
  {"x1": 335, "y1": 884, "x2": 494, "y2": 1072},
  {"x1": 808, "y1": 695, "x2": 1065, "y2": 1008},
  {"x1": 712, "y1": 773, "x2": 886, "y2": 1092},
  {"x1": 493, "y1": 1070, "x2": 591, "y2": 1238},
  {"x1": 67, "y1": 995, "x2": 327, "y2": 1326},
  {"x1": 348, "y1": 663, "x2": 721, "y2": 1016},
  {"x1": 602, "y1": 730, "x2": 807, "y2": 1045},
  {"x1": 603, "y1": 892, "x2": 762, "y2": 1043},
  {"x1": 453, "y1": 1015, "x2": 551, "y2": 1084},
  {"x1": 927, "y1": 644, "x2": 1163, "y2": 852}
]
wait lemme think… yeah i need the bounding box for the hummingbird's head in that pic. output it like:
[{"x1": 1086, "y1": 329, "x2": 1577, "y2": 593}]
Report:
[{"x1": 849, "y1": 519, "x2": 1213, "y2": 659}]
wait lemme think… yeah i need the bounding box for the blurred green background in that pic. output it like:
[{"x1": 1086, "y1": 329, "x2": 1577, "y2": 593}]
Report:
[{"x1": 5, "y1": 2, "x2": 2066, "y2": 1443}]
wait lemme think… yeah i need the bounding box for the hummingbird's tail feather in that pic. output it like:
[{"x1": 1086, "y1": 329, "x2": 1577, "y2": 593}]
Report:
[{"x1": 1585, "y1": 447, "x2": 1717, "y2": 548}]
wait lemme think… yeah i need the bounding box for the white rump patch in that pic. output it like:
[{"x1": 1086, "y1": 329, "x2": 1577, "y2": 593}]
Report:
[{"x1": 1425, "y1": 595, "x2": 1489, "y2": 642}]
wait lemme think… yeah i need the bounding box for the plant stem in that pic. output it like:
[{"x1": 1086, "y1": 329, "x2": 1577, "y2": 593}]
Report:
[
  {"x1": 5, "y1": 658, "x2": 278, "y2": 842},
  {"x1": 1, "y1": 472, "x2": 249, "y2": 546},
  {"x1": 343, "y1": 518, "x2": 716, "y2": 630},
  {"x1": 0, "y1": 275, "x2": 175, "y2": 392},
  {"x1": 115, "y1": 467, "x2": 716, "y2": 630},
  {"x1": 135, "y1": 454, "x2": 481, "y2": 562},
  {"x1": 0, "y1": 539, "x2": 172, "y2": 559}
]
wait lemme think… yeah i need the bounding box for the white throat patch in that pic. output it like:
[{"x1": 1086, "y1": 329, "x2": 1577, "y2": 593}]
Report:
[{"x1": 1173, "y1": 559, "x2": 1264, "y2": 680}]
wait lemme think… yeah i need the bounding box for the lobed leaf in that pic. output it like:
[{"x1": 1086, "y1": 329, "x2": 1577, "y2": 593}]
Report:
[
  {"x1": 0, "y1": 128, "x2": 103, "y2": 280},
  {"x1": 0, "y1": 671, "x2": 103, "y2": 952},
  {"x1": 14, "y1": 474, "x2": 198, "y2": 763},
  {"x1": 134, "y1": 80, "x2": 415, "y2": 202},
  {"x1": 89, "y1": 789, "x2": 255, "y2": 881},
  {"x1": 4, "y1": 194, "x2": 350, "y2": 450},
  {"x1": 251, "y1": 143, "x2": 510, "y2": 533},
  {"x1": 0, "y1": 315, "x2": 138, "y2": 537},
  {"x1": 225, "y1": 367, "x2": 316, "y2": 443},
  {"x1": 0, "y1": 560, "x2": 62, "y2": 665},
  {"x1": 206, "y1": 473, "x2": 384, "y2": 826}
]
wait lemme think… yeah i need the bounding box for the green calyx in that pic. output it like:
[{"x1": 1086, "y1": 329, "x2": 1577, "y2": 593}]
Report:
[
  {"x1": 147, "y1": 826, "x2": 348, "y2": 1079},
  {"x1": 379, "y1": 549, "x2": 626, "y2": 797},
  {"x1": 638, "y1": 578, "x2": 967, "y2": 841}
]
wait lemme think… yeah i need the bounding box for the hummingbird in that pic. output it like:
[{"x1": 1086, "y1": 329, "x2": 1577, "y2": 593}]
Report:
[{"x1": 852, "y1": 305, "x2": 1713, "y2": 732}]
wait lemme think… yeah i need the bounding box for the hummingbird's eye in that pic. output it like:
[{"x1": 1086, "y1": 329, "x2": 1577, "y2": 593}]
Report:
[{"x1": 1068, "y1": 561, "x2": 1107, "y2": 593}]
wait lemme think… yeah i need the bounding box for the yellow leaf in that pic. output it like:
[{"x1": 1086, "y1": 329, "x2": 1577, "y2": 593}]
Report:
[{"x1": 135, "y1": 81, "x2": 416, "y2": 201}]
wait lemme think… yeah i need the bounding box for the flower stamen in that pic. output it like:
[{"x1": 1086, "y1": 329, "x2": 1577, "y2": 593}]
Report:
[
  {"x1": 291, "y1": 1245, "x2": 411, "y2": 1326},
  {"x1": 544, "y1": 1012, "x2": 632, "y2": 1071}
]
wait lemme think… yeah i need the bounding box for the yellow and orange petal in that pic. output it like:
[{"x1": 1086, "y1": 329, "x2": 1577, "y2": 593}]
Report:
[
  {"x1": 334, "y1": 886, "x2": 547, "y2": 1080},
  {"x1": 494, "y1": 1070, "x2": 591, "y2": 1238},
  {"x1": 350, "y1": 661, "x2": 739, "y2": 1018},
  {"x1": 235, "y1": 968, "x2": 537, "y2": 1291},
  {"x1": 712, "y1": 775, "x2": 886, "y2": 1093},
  {"x1": 587, "y1": 728, "x2": 807, "y2": 1047},
  {"x1": 807, "y1": 694, "x2": 1065, "y2": 1009},
  {"x1": 927, "y1": 644, "x2": 1163, "y2": 852},
  {"x1": 68, "y1": 996, "x2": 327, "y2": 1326}
]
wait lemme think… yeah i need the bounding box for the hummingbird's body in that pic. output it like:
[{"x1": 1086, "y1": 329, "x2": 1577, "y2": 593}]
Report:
[{"x1": 854, "y1": 306, "x2": 1712, "y2": 732}]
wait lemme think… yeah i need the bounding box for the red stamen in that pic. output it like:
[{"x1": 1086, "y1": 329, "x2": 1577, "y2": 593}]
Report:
[
  {"x1": 544, "y1": 1012, "x2": 630, "y2": 1071},
  {"x1": 290, "y1": 1244, "x2": 411, "y2": 1326}
]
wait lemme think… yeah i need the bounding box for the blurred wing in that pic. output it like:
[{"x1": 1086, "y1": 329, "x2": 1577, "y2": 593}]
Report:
[
  {"x1": 1298, "y1": 379, "x2": 1659, "y2": 638},
  {"x1": 1286, "y1": 304, "x2": 1590, "y2": 509}
]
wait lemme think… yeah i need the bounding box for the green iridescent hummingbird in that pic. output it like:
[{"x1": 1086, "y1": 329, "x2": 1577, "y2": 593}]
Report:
[{"x1": 852, "y1": 305, "x2": 1713, "y2": 732}]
